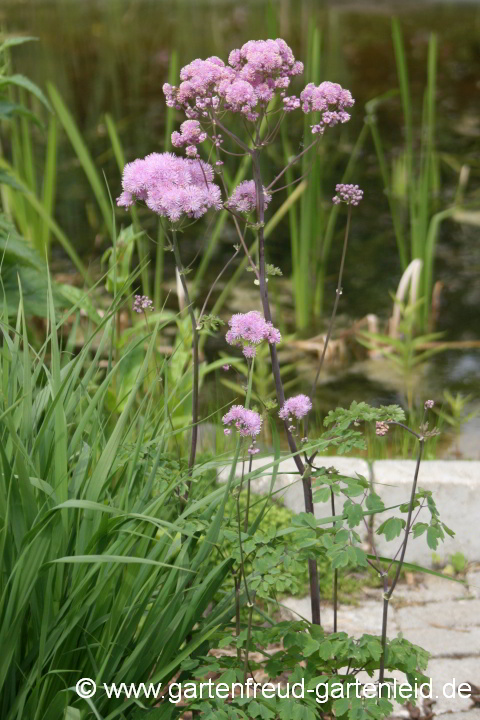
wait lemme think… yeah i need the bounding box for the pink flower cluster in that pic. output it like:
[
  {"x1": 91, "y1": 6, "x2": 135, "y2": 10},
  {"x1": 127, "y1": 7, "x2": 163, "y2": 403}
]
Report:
[
  {"x1": 133, "y1": 295, "x2": 154, "y2": 313},
  {"x1": 300, "y1": 81, "x2": 354, "y2": 135},
  {"x1": 283, "y1": 95, "x2": 301, "y2": 112},
  {"x1": 226, "y1": 311, "x2": 281, "y2": 359},
  {"x1": 376, "y1": 421, "x2": 389, "y2": 437},
  {"x1": 116, "y1": 152, "x2": 222, "y2": 223},
  {"x1": 171, "y1": 119, "x2": 207, "y2": 157},
  {"x1": 332, "y1": 183, "x2": 363, "y2": 206},
  {"x1": 222, "y1": 405, "x2": 263, "y2": 438},
  {"x1": 279, "y1": 394, "x2": 312, "y2": 421},
  {"x1": 163, "y1": 38, "x2": 303, "y2": 123},
  {"x1": 227, "y1": 180, "x2": 272, "y2": 214},
  {"x1": 163, "y1": 56, "x2": 230, "y2": 119}
]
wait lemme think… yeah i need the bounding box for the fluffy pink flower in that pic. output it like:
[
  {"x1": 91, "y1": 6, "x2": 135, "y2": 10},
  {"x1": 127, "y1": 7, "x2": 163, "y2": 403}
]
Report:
[
  {"x1": 226, "y1": 311, "x2": 281, "y2": 358},
  {"x1": 279, "y1": 394, "x2": 312, "y2": 421},
  {"x1": 332, "y1": 183, "x2": 363, "y2": 206},
  {"x1": 163, "y1": 57, "x2": 235, "y2": 119},
  {"x1": 222, "y1": 405, "x2": 263, "y2": 438},
  {"x1": 223, "y1": 79, "x2": 257, "y2": 114},
  {"x1": 283, "y1": 95, "x2": 300, "y2": 112},
  {"x1": 227, "y1": 180, "x2": 271, "y2": 214},
  {"x1": 117, "y1": 153, "x2": 222, "y2": 223},
  {"x1": 165, "y1": 39, "x2": 303, "y2": 123},
  {"x1": 171, "y1": 119, "x2": 207, "y2": 156},
  {"x1": 300, "y1": 81, "x2": 354, "y2": 135},
  {"x1": 133, "y1": 295, "x2": 154, "y2": 313},
  {"x1": 243, "y1": 345, "x2": 257, "y2": 359}
]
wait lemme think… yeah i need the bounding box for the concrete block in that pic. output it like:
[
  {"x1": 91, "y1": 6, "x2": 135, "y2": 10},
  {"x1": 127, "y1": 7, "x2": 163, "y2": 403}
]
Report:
[
  {"x1": 218, "y1": 458, "x2": 480, "y2": 564},
  {"x1": 218, "y1": 455, "x2": 370, "y2": 522},
  {"x1": 372, "y1": 461, "x2": 480, "y2": 565},
  {"x1": 282, "y1": 596, "x2": 400, "y2": 637}
]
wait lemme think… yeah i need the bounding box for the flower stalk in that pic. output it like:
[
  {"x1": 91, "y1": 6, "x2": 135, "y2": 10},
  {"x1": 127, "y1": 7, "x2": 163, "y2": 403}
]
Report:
[
  {"x1": 171, "y1": 230, "x2": 199, "y2": 495},
  {"x1": 378, "y1": 431, "x2": 425, "y2": 682},
  {"x1": 251, "y1": 147, "x2": 322, "y2": 626}
]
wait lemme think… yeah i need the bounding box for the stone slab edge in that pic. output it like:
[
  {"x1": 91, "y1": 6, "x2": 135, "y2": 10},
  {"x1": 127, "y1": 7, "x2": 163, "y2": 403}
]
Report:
[{"x1": 217, "y1": 458, "x2": 480, "y2": 563}]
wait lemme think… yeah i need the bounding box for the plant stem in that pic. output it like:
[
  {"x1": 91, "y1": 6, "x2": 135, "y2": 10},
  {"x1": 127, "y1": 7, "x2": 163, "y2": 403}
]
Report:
[
  {"x1": 379, "y1": 435, "x2": 424, "y2": 682},
  {"x1": 210, "y1": 115, "x2": 252, "y2": 155},
  {"x1": 388, "y1": 438, "x2": 424, "y2": 596},
  {"x1": 251, "y1": 148, "x2": 321, "y2": 626},
  {"x1": 171, "y1": 230, "x2": 199, "y2": 495},
  {"x1": 198, "y1": 246, "x2": 240, "y2": 325},
  {"x1": 378, "y1": 570, "x2": 390, "y2": 684},
  {"x1": 235, "y1": 574, "x2": 241, "y2": 661},
  {"x1": 266, "y1": 138, "x2": 319, "y2": 191},
  {"x1": 244, "y1": 454, "x2": 253, "y2": 533},
  {"x1": 236, "y1": 447, "x2": 254, "y2": 682},
  {"x1": 306, "y1": 206, "x2": 352, "y2": 444},
  {"x1": 243, "y1": 603, "x2": 254, "y2": 683},
  {"x1": 331, "y1": 489, "x2": 338, "y2": 633}
]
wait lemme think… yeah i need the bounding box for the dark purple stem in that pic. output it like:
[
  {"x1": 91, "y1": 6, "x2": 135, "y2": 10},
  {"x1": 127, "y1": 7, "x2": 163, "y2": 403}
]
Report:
[
  {"x1": 331, "y1": 489, "x2": 338, "y2": 633},
  {"x1": 379, "y1": 436, "x2": 424, "y2": 682},
  {"x1": 251, "y1": 148, "x2": 321, "y2": 626}
]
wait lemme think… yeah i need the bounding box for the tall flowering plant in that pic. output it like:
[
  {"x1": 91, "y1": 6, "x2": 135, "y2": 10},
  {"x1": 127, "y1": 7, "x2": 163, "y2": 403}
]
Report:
[
  {"x1": 118, "y1": 39, "x2": 357, "y2": 619},
  {"x1": 117, "y1": 38, "x2": 454, "y2": 718}
]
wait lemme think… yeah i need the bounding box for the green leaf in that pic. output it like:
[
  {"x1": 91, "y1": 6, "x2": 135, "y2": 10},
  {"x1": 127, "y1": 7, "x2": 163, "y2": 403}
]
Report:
[
  {"x1": 427, "y1": 526, "x2": 442, "y2": 550},
  {"x1": 51, "y1": 554, "x2": 195, "y2": 572},
  {"x1": 318, "y1": 639, "x2": 333, "y2": 660},
  {"x1": 0, "y1": 99, "x2": 42, "y2": 125},
  {"x1": 344, "y1": 503, "x2": 364, "y2": 528},
  {"x1": 342, "y1": 483, "x2": 364, "y2": 498},
  {"x1": 412, "y1": 522, "x2": 428, "y2": 538},
  {"x1": 47, "y1": 83, "x2": 112, "y2": 234},
  {"x1": 303, "y1": 637, "x2": 320, "y2": 657},
  {"x1": 0, "y1": 36, "x2": 38, "y2": 52},
  {"x1": 58, "y1": 284, "x2": 103, "y2": 325},
  {"x1": 331, "y1": 550, "x2": 349, "y2": 570},
  {"x1": 367, "y1": 554, "x2": 466, "y2": 584},
  {"x1": 442, "y1": 523, "x2": 455, "y2": 538},
  {"x1": 377, "y1": 517, "x2": 404, "y2": 541},
  {"x1": 366, "y1": 492, "x2": 385, "y2": 512},
  {"x1": 313, "y1": 486, "x2": 331, "y2": 503},
  {"x1": 0, "y1": 74, "x2": 52, "y2": 112},
  {"x1": 366, "y1": 640, "x2": 383, "y2": 661},
  {"x1": 333, "y1": 697, "x2": 350, "y2": 716},
  {"x1": 0, "y1": 169, "x2": 24, "y2": 190}
]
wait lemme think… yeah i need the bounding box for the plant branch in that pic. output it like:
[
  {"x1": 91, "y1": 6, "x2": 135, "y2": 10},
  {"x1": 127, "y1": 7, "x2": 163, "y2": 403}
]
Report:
[
  {"x1": 388, "y1": 438, "x2": 424, "y2": 598},
  {"x1": 266, "y1": 137, "x2": 319, "y2": 191},
  {"x1": 171, "y1": 230, "x2": 199, "y2": 496},
  {"x1": 251, "y1": 148, "x2": 321, "y2": 626},
  {"x1": 210, "y1": 114, "x2": 252, "y2": 154},
  {"x1": 198, "y1": 246, "x2": 240, "y2": 324},
  {"x1": 305, "y1": 206, "x2": 352, "y2": 447},
  {"x1": 379, "y1": 435, "x2": 424, "y2": 682},
  {"x1": 331, "y1": 489, "x2": 338, "y2": 633}
]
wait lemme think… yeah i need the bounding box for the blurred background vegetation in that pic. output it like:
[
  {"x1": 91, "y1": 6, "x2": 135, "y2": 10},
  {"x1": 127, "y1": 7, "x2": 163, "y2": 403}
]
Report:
[{"x1": 1, "y1": 0, "x2": 479, "y2": 457}]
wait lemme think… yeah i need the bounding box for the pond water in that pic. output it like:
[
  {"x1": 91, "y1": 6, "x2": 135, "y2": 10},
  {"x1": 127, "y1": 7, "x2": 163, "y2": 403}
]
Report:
[{"x1": 2, "y1": 0, "x2": 480, "y2": 456}]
